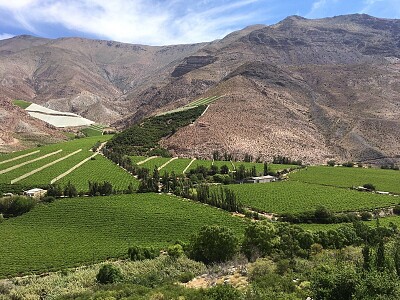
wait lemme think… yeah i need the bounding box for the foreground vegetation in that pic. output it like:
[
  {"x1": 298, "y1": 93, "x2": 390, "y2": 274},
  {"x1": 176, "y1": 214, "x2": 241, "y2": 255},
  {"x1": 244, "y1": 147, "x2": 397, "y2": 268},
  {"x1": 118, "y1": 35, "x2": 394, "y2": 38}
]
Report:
[{"x1": 0, "y1": 193, "x2": 246, "y2": 277}]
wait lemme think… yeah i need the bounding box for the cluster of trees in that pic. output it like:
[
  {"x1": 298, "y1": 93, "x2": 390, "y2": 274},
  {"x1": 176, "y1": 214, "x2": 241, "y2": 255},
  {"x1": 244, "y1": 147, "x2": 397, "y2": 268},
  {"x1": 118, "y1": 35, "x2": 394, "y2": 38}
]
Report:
[
  {"x1": 0, "y1": 195, "x2": 36, "y2": 218},
  {"x1": 280, "y1": 206, "x2": 373, "y2": 224},
  {"x1": 381, "y1": 164, "x2": 400, "y2": 170},
  {"x1": 273, "y1": 155, "x2": 302, "y2": 165},
  {"x1": 196, "y1": 185, "x2": 243, "y2": 213},
  {"x1": 47, "y1": 181, "x2": 132, "y2": 198}
]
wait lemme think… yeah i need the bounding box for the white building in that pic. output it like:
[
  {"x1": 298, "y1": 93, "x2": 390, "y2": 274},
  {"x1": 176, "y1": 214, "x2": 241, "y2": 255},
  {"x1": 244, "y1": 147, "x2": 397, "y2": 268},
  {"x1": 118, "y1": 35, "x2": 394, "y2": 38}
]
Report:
[{"x1": 24, "y1": 188, "x2": 47, "y2": 199}]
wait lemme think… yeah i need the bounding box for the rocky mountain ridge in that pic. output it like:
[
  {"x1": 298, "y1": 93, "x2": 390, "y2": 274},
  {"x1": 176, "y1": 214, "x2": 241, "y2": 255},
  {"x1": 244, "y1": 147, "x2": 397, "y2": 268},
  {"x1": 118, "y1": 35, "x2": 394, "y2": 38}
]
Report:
[{"x1": 1, "y1": 14, "x2": 399, "y2": 163}]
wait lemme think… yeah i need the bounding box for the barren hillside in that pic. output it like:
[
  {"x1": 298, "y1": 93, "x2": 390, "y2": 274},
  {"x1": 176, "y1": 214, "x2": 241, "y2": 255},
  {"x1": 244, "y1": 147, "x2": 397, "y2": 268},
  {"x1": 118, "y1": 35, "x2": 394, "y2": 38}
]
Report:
[{"x1": 1, "y1": 14, "x2": 400, "y2": 163}]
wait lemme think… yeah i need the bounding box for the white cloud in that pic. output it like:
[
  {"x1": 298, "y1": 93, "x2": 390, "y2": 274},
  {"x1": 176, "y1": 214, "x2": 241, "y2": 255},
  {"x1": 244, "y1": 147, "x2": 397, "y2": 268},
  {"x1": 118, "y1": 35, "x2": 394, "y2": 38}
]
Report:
[
  {"x1": 0, "y1": 33, "x2": 14, "y2": 40},
  {"x1": 306, "y1": 0, "x2": 340, "y2": 18},
  {"x1": 0, "y1": 0, "x2": 266, "y2": 45}
]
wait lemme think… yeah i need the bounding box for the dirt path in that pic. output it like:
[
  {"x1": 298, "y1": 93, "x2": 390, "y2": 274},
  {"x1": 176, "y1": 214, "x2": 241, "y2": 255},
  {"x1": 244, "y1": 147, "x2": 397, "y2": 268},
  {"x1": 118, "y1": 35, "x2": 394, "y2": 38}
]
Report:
[
  {"x1": 11, "y1": 149, "x2": 82, "y2": 184},
  {"x1": 183, "y1": 158, "x2": 196, "y2": 174},
  {"x1": 158, "y1": 157, "x2": 178, "y2": 171},
  {"x1": 0, "y1": 150, "x2": 40, "y2": 165},
  {"x1": 0, "y1": 150, "x2": 62, "y2": 174},
  {"x1": 137, "y1": 156, "x2": 157, "y2": 165}
]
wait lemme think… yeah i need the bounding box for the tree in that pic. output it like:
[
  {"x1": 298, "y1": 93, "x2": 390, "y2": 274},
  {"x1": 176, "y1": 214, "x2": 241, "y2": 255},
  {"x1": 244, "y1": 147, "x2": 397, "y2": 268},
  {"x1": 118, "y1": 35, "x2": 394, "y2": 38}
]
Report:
[
  {"x1": 64, "y1": 181, "x2": 77, "y2": 198},
  {"x1": 263, "y1": 162, "x2": 269, "y2": 176},
  {"x1": 188, "y1": 225, "x2": 238, "y2": 264},
  {"x1": 220, "y1": 164, "x2": 229, "y2": 175},
  {"x1": 362, "y1": 245, "x2": 371, "y2": 271},
  {"x1": 376, "y1": 240, "x2": 385, "y2": 272},
  {"x1": 242, "y1": 221, "x2": 279, "y2": 261},
  {"x1": 96, "y1": 264, "x2": 123, "y2": 284},
  {"x1": 46, "y1": 184, "x2": 63, "y2": 197}
]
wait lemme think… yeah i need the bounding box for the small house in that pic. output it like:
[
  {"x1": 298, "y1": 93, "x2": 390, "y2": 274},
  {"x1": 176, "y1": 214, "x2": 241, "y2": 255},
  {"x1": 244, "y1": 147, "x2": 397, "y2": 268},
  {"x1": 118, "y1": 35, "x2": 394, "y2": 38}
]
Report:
[
  {"x1": 24, "y1": 188, "x2": 47, "y2": 199},
  {"x1": 244, "y1": 175, "x2": 276, "y2": 184}
]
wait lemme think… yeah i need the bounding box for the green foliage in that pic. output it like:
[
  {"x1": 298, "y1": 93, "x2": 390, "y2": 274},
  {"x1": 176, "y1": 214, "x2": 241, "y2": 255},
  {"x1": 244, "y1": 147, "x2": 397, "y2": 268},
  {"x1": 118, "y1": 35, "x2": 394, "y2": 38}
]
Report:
[
  {"x1": 189, "y1": 225, "x2": 239, "y2": 264},
  {"x1": 0, "y1": 194, "x2": 245, "y2": 277},
  {"x1": 0, "y1": 195, "x2": 36, "y2": 217},
  {"x1": 128, "y1": 245, "x2": 159, "y2": 261},
  {"x1": 242, "y1": 221, "x2": 279, "y2": 261},
  {"x1": 205, "y1": 284, "x2": 243, "y2": 300},
  {"x1": 96, "y1": 264, "x2": 123, "y2": 284},
  {"x1": 107, "y1": 105, "x2": 206, "y2": 156},
  {"x1": 312, "y1": 264, "x2": 359, "y2": 300},
  {"x1": 225, "y1": 181, "x2": 397, "y2": 214},
  {"x1": 63, "y1": 181, "x2": 78, "y2": 198},
  {"x1": 13, "y1": 99, "x2": 32, "y2": 109},
  {"x1": 290, "y1": 165, "x2": 400, "y2": 194},
  {"x1": 167, "y1": 244, "x2": 184, "y2": 260},
  {"x1": 42, "y1": 196, "x2": 56, "y2": 203},
  {"x1": 327, "y1": 160, "x2": 336, "y2": 167},
  {"x1": 363, "y1": 183, "x2": 376, "y2": 191}
]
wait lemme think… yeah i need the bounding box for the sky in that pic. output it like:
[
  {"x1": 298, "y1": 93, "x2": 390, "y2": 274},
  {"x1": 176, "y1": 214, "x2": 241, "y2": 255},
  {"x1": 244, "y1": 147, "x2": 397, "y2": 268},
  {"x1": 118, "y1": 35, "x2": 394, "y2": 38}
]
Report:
[{"x1": 0, "y1": 0, "x2": 399, "y2": 45}]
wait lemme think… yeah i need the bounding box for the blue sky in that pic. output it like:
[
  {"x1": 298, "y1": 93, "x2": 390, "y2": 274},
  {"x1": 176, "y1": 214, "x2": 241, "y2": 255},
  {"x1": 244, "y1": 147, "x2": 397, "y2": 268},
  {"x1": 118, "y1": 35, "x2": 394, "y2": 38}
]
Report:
[{"x1": 0, "y1": 0, "x2": 399, "y2": 45}]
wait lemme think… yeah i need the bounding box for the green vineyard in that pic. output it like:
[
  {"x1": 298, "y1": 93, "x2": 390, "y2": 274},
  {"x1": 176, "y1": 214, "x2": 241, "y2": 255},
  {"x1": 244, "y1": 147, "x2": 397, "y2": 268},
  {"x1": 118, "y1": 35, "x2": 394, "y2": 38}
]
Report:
[{"x1": 0, "y1": 193, "x2": 247, "y2": 277}]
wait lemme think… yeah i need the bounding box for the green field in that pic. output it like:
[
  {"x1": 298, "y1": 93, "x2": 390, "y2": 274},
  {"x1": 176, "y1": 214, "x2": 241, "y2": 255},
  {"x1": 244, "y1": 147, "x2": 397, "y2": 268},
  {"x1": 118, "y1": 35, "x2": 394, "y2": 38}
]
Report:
[
  {"x1": 0, "y1": 193, "x2": 247, "y2": 277},
  {"x1": 81, "y1": 124, "x2": 106, "y2": 137},
  {"x1": 157, "y1": 96, "x2": 221, "y2": 116},
  {"x1": 140, "y1": 157, "x2": 173, "y2": 171},
  {"x1": 225, "y1": 181, "x2": 399, "y2": 214},
  {"x1": 0, "y1": 136, "x2": 138, "y2": 191},
  {"x1": 58, "y1": 155, "x2": 138, "y2": 192},
  {"x1": 13, "y1": 99, "x2": 32, "y2": 109},
  {"x1": 161, "y1": 158, "x2": 193, "y2": 174},
  {"x1": 290, "y1": 166, "x2": 400, "y2": 194}
]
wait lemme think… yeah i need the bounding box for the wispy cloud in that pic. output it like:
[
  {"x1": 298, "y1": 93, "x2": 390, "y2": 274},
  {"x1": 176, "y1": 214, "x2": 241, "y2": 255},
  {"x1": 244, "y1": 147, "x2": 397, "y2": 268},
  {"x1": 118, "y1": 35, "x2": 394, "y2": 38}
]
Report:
[
  {"x1": 0, "y1": 33, "x2": 14, "y2": 40},
  {"x1": 0, "y1": 0, "x2": 268, "y2": 45}
]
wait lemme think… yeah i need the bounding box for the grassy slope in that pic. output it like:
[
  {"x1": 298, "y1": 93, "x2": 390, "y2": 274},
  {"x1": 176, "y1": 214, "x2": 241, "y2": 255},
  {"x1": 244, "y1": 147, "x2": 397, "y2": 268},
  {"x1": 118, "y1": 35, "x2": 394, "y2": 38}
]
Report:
[
  {"x1": 0, "y1": 194, "x2": 247, "y2": 277},
  {"x1": 225, "y1": 181, "x2": 398, "y2": 214},
  {"x1": 13, "y1": 99, "x2": 32, "y2": 109},
  {"x1": 290, "y1": 166, "x2": 400, "y2": 194}
]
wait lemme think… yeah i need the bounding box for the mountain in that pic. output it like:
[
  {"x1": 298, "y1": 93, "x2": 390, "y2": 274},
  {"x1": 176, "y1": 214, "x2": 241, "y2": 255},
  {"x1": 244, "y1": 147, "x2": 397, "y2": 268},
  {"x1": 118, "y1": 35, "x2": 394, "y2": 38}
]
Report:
[
  {"x1": 1, "y1": 14, "x2": 399, "y2": 163},
  {"x1": 0, "y1": 96, "x2": 66, "y2": 153}
]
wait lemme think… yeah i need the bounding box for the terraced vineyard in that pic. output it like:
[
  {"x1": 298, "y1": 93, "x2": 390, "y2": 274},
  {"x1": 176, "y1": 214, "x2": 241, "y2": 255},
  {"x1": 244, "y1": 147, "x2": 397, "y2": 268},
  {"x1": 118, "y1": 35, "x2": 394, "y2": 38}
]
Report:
[
  {"x1": 81, "y1": 124, "x2": 106, "y2": 137},
  {"x1": 140, "y1": 157, "x2": 173, "y2": 171},
  {"x1": 0, "y1": 193, "x2": 247, "y2": 277},
  {"x1": 129, "y1": 155, "x2": 302, "y2": 175},
  {"x1": 290, "y1": 166, "x2": 400, "y2": 194},
  {"x1": 58, "y1": 155, "x2": 138, "y2": 192},
  {"x1": 161, "y1": 158, "x2": 193, "y2": 174},
  {"x1": 0, "y1": 136, "x2": 138, "y2": 191},
  {"x1": 225, "y1": 181, "x2": 399, "y2": 214},
  {"x1": 157, "y1": 96, "x2": 221, "y2": 116}
]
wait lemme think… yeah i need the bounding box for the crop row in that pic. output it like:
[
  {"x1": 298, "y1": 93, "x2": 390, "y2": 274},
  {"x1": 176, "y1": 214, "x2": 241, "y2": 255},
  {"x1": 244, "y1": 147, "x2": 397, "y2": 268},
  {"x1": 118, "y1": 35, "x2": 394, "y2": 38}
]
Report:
[
  {"x1": 289, "y1": 166, "x2": 400, "y2": 194},
  {"x1": 0, "y1": 193, "x2": 247, "y2": 277},
  {"x1": 58, "y1": 155, "x2": 139, "y2": 191},
  {"x1": 225, "y1": 181, "x2": 399, "y2": 214}
]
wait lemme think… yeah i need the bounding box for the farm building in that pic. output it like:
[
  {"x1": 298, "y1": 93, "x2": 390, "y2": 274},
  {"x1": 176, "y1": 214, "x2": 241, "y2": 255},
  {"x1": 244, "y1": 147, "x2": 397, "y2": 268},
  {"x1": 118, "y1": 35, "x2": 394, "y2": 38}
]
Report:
[
  {"x1": 24, "y1": 188, "x2": 47, "y2": 199},
  {"x1": 244, "y1": 175, "x2": 276, "y2": 184}
]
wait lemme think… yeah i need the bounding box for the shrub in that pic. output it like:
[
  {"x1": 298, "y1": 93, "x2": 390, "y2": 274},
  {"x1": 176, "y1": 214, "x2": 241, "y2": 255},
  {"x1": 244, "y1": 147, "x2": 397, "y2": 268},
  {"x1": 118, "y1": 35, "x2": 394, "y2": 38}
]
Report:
[
  {"x1": 7, "y1": 196, "x2": 36, "y2": 217},
  {"x1": 363, "y1": 183, "x2": 376, "y2": 191},
  {"x1": 188, "y1": 225, "x2": 238, "y2": 264},
  {"x1": 360, "y1": 211, "x2": 373, "y2": 221},
  {"x1": 96, "y1": 264, "x2": 123, "y2": 284},
  {"x1": 205, "y1": 284, "x2": 243, "y2": 300},
  {"x1": 178, "y1": 272, "x2": 195, "y2": 283},
  {"x1": 128, "y1": 245, "x2": 158, "y2": 261},
  {"x1": 167, "y1": 244, "x2": 184, "y2": 260},
  {"x1": 393, "y1": 205, "x2": 400, "y2": 215},
  {"x1": 342, "y1": 162, "x2": 354, "y2": 167},
  {"x1": 42, "y1": 196, "x2": 56, "y2": 203},
  {"x1": 327, "y1": 160, "x2": 336, "y2": 167}
]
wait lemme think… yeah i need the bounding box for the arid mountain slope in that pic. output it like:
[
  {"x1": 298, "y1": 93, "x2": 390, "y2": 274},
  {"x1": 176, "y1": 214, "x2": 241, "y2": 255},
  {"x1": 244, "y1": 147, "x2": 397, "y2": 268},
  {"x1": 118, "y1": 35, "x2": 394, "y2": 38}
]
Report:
[
  {"x1": 1, "y1": 14, "x2": 400, "y2": 163},
  {"x1": 0, "y1": 96, "x2": 66, "y2": 153}
]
